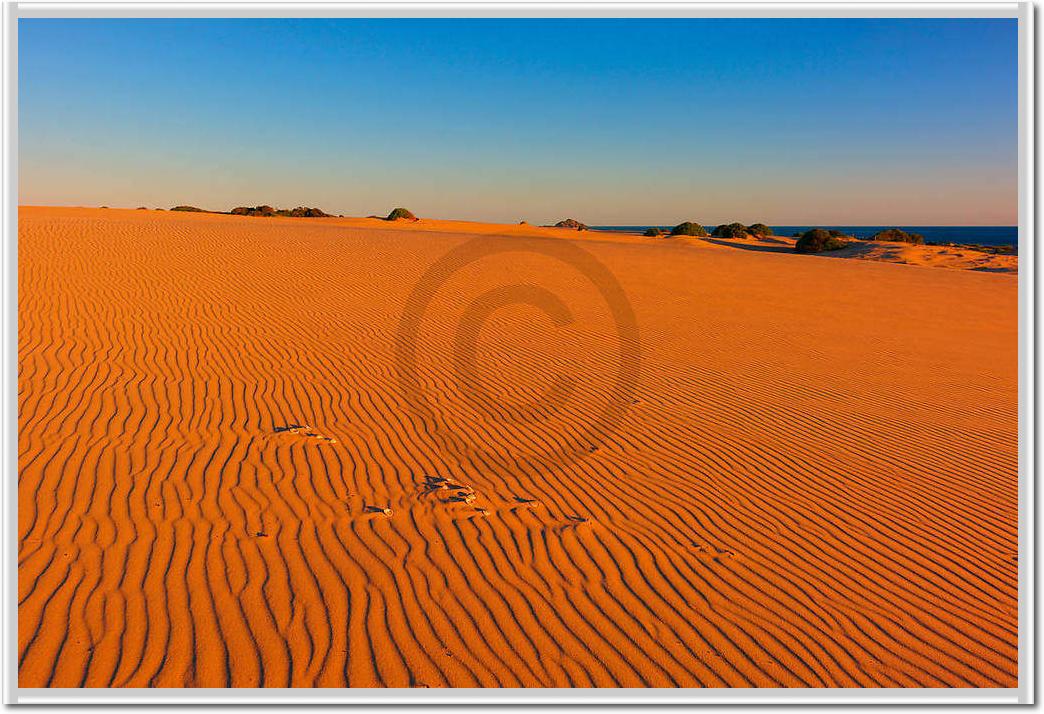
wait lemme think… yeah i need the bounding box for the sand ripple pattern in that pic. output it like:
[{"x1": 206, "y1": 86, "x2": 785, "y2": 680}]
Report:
[{"x1": 18, "y1": 208, "x2": 1017, "y2": 688}]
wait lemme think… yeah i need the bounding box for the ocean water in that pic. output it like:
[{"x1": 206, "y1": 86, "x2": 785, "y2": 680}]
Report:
[{"x1": 591, "y1": 225, "x2": 1018, "y2": 248}]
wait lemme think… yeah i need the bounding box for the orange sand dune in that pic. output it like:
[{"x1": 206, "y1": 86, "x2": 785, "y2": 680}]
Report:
[{"x1": 18, "y1": 206, "x2": 1017, "y2": 688}]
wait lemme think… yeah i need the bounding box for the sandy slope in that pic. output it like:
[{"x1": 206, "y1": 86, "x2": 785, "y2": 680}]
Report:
[
  {"x1": 18, "y1": 207, "x2": 1018, "y2": 688},
  {"x1": 701, "y1": 234, "x2": 1018, "y2": 273}
]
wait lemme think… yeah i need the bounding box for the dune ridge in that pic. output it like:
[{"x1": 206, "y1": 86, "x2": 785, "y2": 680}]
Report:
[{"x1": 18, "y1": 207, "x2": 1017, "y2": 687}]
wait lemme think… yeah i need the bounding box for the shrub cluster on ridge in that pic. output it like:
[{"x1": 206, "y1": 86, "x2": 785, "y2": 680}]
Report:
[
  {"x1": 795, "y1": 228, "x2": 851, "y2": 253},
  {"x1": 231, "y1": 205, "x2": 331, "y2": 217},
  {"x1": 670, "y1": 222, "x2": 709, "y2": 237},
  {"x1": 868, "y1": 228, "x2": 925, "y2": 245},
  {"x1": 386, "y1": 207, "x2": 418, "y2": 221},
  {"x1": 553, "y1": 218, "x2": 588, "y2": 231}
]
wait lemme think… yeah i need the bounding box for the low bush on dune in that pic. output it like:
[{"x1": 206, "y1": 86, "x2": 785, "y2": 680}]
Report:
[
  {"x1": 231, "y1": 205, "x2": 331, "y2": 217},
  {"x1": 712, "y1": 222, "x2": 750, "y2": 239},
  {"x1": 747, "y1": 223, "x2": 773, "y2": 237},
  {"x1": 171, "y1": 205, "x2": 206, "y2": 212},
  {"x1": 795, "y1": 228, "x2": 849, "y2": 254},
  {"x1": 868, "y1": 228, "x2": 925, "y2": 245},
  {"x1": 669, "y1": 222, "x2": 708, "y2": 237},
  {"x1": 231, "y1": 205, "x2": 276, "y2": 216},
  {"x1": 554, "y1": 218, "x2": 588, "y2": 231},
  {"x1": 644, "y1": 227, "x2": 664, "y2": 237},
  {"x1": 387, "y1": 207, "x2": 417, "y2": 221},
  {"x1": 285, "y1": 207, "x2": 330, "y2": 217}
]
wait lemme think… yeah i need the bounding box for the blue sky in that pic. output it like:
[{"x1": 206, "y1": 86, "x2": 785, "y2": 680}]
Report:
[{"x1": 19, "y1": 18, "x2": 1017, "y2": 225}]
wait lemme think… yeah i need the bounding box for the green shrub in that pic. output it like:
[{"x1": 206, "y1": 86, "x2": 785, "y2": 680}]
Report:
[
  {"x1": 868, "y1": 228, "x2": 925, "y2": 245},
  {"x1": 712, "y1": 222, "x2": 749, "y2": 239},
  {"x1": 171, "y1": 205, "x2": 206, "y2": 212},
  {"x1": 795, "y1": 228, "x2": 849, "y2": 254},
  {"x1": 669, "y1": 222, "x2": 708, "y2": 237},
  {"x1": 644, "y1": 227, "x2": 664, "y2": 237},
  {"x1": 747, "y1": 223, "x2": 773, "y2": 237},
  {"x1": 387, "y1": 207, "x2": 417, "y2": 221}
]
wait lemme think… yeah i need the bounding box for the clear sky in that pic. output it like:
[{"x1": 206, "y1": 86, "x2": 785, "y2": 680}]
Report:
[{"x1": 19, "y1": 18, "x2": 1017, "y2": 225}]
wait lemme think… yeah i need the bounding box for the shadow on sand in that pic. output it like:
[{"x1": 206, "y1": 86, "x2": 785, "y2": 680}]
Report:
[{"x1": 704, "y1": 238, "x2": 792, "y2": 254}]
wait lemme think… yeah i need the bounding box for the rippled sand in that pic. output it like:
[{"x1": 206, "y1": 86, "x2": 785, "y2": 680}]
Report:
[{"x1": 19, "y1": 207, "x2": 1017, "y2": 687}]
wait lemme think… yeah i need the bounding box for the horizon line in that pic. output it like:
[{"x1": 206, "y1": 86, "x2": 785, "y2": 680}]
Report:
[{"x1": 16, "y1": 205, "x2": 1019, "y2": 229}]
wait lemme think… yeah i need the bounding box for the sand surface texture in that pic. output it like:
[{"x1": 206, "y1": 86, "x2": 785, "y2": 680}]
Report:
[{"x1": 19, "y1": 207, "x2": 1017, "y2": 687}]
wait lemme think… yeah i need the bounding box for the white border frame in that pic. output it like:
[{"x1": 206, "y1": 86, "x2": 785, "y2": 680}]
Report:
[{"x1": 2, "y1": 2, "x2": 1033, "y2": 705}]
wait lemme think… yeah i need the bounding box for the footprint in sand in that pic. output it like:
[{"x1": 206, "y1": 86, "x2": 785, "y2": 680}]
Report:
[
  {"x1": 692, "y1": 544, "x2": 737, "y2": 562},
  {"x1": 419, "y1": 476, "x2": 487, "y2": 517},
  {"x1": 273, "y1": 423, "x2": 337, "y2": 444},
  {"x1": 445, "y1": 491, "x2": 477, "y2": 504},
  {"x1": 506, "y1": 495, "x2": 544, "y2": 515},
  {"x1": 420, "y1": 475, "x2": 449, "y2": 495},
  {"x1": 545, "y1": 513, "x2": 592, "y2": 534}
]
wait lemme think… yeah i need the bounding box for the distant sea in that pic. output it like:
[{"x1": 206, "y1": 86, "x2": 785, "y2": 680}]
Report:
[{"x1": 590, "y1": 225, "x2": 1018, "y2": 249}]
